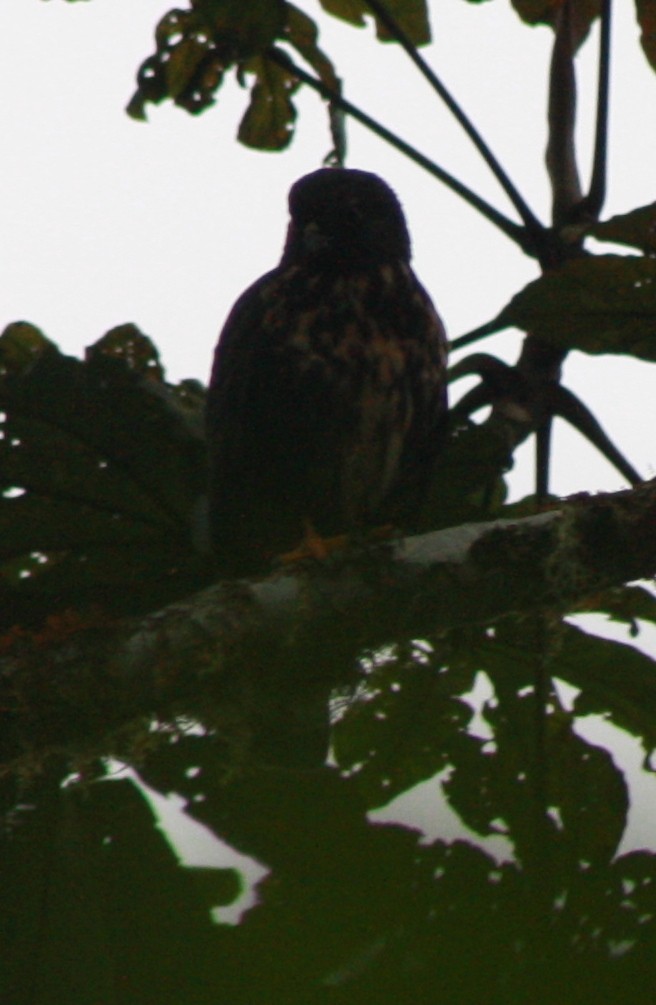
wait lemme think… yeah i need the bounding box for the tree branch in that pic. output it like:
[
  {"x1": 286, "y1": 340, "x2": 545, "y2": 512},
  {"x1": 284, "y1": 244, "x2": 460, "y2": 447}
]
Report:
[
  {"x1": 2, "y1": 479, "x2": 656, "y2": 766},
  {"x1": 546, "y1": 0, "x2": 583, "y2": 225}
]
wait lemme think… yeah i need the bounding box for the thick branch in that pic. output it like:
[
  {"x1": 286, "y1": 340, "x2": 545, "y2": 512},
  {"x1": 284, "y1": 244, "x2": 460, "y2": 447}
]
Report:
[
  {"x1": 547, "y1": 0, "x2": 583, "y2": 224},
  {"x1": 2, "y1": 480, "x2": 656, "y2": 765}
]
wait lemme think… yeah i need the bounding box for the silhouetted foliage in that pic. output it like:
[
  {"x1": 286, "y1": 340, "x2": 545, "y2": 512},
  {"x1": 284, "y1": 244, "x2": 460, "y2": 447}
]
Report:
[{"x1": 3, "y1": 1, "x2": 656, "y2": 1002}]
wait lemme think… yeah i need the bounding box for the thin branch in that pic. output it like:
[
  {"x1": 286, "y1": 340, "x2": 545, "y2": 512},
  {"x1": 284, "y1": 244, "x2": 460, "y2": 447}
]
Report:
[
  {"x1": 449, "y1": 318, "x2": 508, "y2": 352},
  {"x1": 580, "y1": 0, "x2": 612, "y2": 219},
  {"x1": 362, "y1": 0, "x2": 545, "y2": 247},
  {"x1": 267, "y1": 47, "x2": 535, "y2": 255},
  {"x1": 535, "y1": 419, "x2": 553, "y2": 501},
  {"x1": 550, "y1": 382, "x2": 641, "y2": 485}
]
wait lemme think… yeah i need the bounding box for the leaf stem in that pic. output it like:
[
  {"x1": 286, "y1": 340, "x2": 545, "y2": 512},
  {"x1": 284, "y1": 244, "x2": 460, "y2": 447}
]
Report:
[
  {"x1": 362, "y1": 0, "x2": 545, "y2": 245},
  {"x1": 580, "y1": 0, "x2": 612, "y2": 219}
]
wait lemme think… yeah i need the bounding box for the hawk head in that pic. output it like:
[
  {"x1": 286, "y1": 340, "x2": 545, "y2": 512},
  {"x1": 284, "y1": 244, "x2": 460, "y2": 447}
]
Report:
[{"x1": 281, "y1": 168, "x2": 412, "y2": 270}]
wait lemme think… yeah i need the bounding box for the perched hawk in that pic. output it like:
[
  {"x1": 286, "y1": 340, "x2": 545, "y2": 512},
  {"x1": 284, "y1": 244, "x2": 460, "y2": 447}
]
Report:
[{"x1": 206, "y1": 168, "x2": 448, "y2": 577}]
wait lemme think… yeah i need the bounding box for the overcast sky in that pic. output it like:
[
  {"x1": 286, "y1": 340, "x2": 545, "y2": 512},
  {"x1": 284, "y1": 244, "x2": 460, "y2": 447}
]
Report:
[{"x1": 2, "y1": 0, "x2": 655, "y2": 501}]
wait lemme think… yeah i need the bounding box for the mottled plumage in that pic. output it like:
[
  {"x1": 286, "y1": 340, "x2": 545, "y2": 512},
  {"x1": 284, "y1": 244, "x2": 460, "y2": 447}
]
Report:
[{"x1": 206, "y1": 168, "x2": 448, "y2": 577}]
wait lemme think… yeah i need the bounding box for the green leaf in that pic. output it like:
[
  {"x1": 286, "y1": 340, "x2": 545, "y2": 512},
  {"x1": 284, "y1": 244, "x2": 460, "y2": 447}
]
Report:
[
  {"x1": 0, "y1": 321, "x2": 56, "y2": 373},
  {"x1": 285, "y1": 3, "x2": 341, "y2": 91},
  {"x1": 589, "y1": 201, "x2": 656, "y2": 255},
  {"x1": 494, "y1": 255, "x2": 656, "y2": 361},
  {"x1": 443, "y1": 627, "x2": 630, "y2": 865},
  {"x1": 333, "y1": 645, "x2": 475, "y2": 809},
  {"x1": 319, "y1": 0, "x2": 431, "y2": 45},
  {"x1": 0, "y1": 324, "x2": 210, "y2": 624},
  {"x1": 166, "y1": 36, "x2": 214, "y2": 100},
  {"x1": 555, "y1": 623, "x2": 656, "y2": 755},
  {"x1": 579, "y1": 583, "x2": 656, "y2": 633},
  {"x1": 128, "y1": 1, "x2": 286, "y2": 120},
  {"x1": 238, "y1": 56, "x2": 299, "y2": 150},
  {"x1": 0, "y1": 774, "x2": 220, "y2": 1004},
  {"x1": 636, "y1": 0, "x2": 656, "y2": 72},
  {"x1": 511, "y1": 0, "x2": 601, "y2": 48},
  {"x1": 317, "y1": 0, "x2": 366, "y2": 27},
  {"x1": 192, "y1": 0, "x2": 286, "y2": 57}
]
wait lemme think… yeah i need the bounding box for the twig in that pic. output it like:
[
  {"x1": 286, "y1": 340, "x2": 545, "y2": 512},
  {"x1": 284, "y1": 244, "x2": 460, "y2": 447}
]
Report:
[{"x1": 362, "y1": 0, "x2": 545, "y2": 247}]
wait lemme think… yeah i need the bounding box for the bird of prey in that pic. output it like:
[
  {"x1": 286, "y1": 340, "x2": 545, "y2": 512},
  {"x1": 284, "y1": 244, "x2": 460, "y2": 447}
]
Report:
[{"x1": 206, "y1": 167, "x2": 448, "y2": 578}]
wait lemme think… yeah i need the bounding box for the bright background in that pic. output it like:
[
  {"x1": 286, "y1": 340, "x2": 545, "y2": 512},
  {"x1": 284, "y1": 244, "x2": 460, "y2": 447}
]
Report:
[
  {"x1": 2, "y1": 0, "x2": 654, "y2": 498},
  {"x1": 2, "y1": 0, "x2": 656, "y2": 905}
]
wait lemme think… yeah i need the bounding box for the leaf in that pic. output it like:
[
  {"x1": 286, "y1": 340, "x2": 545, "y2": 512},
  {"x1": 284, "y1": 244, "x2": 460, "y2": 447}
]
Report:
[
  {"x1": 86, "y1": 323, "x2": 165, "y2": 380},
  {"x1": 0, "y1": 322, "x2": 56, "y2": 373},
  {"x1": 128, "y1": 1, "x2": 285, "y2": 120},
  {"x1": 0, "y1": 324, "x2": 210, "y2": 624},
  {"x1": 636, "y1": 0, "x2": 656, "y2": 72},
  {"x1": 165, "y1": 36, "x2": 215, "y2": 100},
  {"x1": 0, "y1": 774, "x2": 221, "y2": 1004},
  {"x1": 285, "y1": 3, "x2": 341, "y2": 91},
  {"x1": 554, "y1": 623, "x2": 656, "y2": 755},
  {"x1": 443, "y1": 634, "x2": 629, "y2": 866},
  {"x1": 192, "y1": 0, "x2": 286, "y2": 57},
  {"x1": 333, "y1": 644, "x2": 476, "y2": 809},
  {"x1": 319, "y1": 0, "x2": 431, "y2": 45},
  {"x1": 420, "y1": 417, "x2": 510, "y2": 531},
  {"x1": 511, "y1": 0, "x2": 601, "y2": 48},
  {"x1": 238, "y1": 56, "x2": 299, "y2": 150},
  {"x1": 317, "y1": 0, "x2": 366, "y2": 27},
  {"x1": 494, "y1": 255, "x2": 656, "y2": 361},
  {"x1": 578, "y1": 583, "x2": 656, "y2": 633},
  {"x1": 589, "y1": 201, "x2": 656, "y2": 255}
]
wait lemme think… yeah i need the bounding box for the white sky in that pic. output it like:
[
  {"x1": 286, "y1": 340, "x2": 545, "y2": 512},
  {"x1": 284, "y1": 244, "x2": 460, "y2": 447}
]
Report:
[
  {"x1": 4, "y1": 0, "x2": 655, "y2": 876},
  {"x1": 1, "y1": 0, "x2": 654, "y2": 500}
]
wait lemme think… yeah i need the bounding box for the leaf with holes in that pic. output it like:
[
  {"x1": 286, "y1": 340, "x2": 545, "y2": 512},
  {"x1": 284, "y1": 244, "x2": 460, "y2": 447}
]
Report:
[
  {"x1": 0, "y1": 324, "x2": 210, "y2": 625},
  {"x1": 238, "y1": 56, "x2": 299, "y2": 150}
]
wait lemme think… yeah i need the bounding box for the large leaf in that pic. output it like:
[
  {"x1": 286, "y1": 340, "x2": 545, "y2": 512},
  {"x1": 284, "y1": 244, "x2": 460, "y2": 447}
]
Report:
[
  {"x1": 493, "y1": 255, "x2": 656, "y2": 361},
  {"x1": 443, "y1": 624, "x2": 631, "y2": 866},
  {"x1": 0, "y1": 324, "x2": 210, "y2": 625},
  {"x1": 0, "y1": 772, "x2": 230, "y2": 1005}
]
